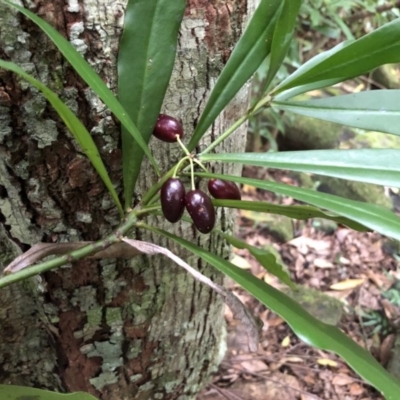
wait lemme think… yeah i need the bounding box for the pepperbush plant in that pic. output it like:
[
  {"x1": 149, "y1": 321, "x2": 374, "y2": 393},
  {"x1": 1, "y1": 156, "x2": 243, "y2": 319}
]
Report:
[{"x1": 1, "y1": 0, "x2": 400, "y2": 399}]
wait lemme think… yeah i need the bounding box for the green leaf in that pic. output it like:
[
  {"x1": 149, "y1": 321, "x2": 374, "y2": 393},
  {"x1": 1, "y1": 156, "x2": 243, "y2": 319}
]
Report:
[
  {"x1": 261, "y1": 0, "x2": 301, "y2": 93},
  {"x1": 118, "y1": 0, "x2": 186, "y2": 208},
  {"x1": 4, "y1": 0, "x2": 159, "y2": 190},
  {"x1": 187, "y1": 0, "x2": 282, "y2": 151},
  {"x1": 0, "y1": 385, "x2": 98, "y2": 399},
  {"x1": 213, "y1": 199, "x2": 368, "y2": 231},
  {"x1": 274, "y1": 78, "x2": 343, "y2": 102},
  {"x1": 275, "y1": 18, "x2": 400, "y2": 93},
  {"x1": 220, "y1": 232, "x2": 295, "y2": 289},
  {"x1": 146, "y1": 227, "x2": 400, "y2": 400},
  {"x1": 0, "y1": 59, "x2": 124, "y2": 218},
  {"x1": 273, "y1": 40, "x2": 352, "y2": 100},
  {"x1": 201, "y1": 149, "x2": 400, "y2": 188},
  {"x1": 196, "y1": 172, "x2": 400, "y2": 241},
  {"x1": 273, "y1": 90, "x2": 400, "y2": 136}
]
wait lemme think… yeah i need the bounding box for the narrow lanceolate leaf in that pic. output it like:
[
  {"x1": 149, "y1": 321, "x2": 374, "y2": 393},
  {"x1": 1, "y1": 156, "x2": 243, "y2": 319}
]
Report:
[
  {"x1": 187, "y1": 0, "x2": 282, "y2": 151},
  {"x1": 273, "y1": 90, "x2": 400, "y2": 137},
  {"x1": 0, "y1": 59, "x2": 124, "y2": 218},
  {"x1": 0, "y1": 385, "x2": 98, "y2": 400},
  {"x1": 220, "y1": 232, "x2": 295, "y2": 289},
  {"x1": 146, "y1": 227, "x2": 400, "y2": 400},
  {"x1": 201, "y1": 149, "x2": 400, "y2": 188},
  {"x1": 118, "y1": 0, "x2": 186, "y2": 208},
  {"x1": 196, "y1": 172, "x2": 400, "y2": 241},
  {"x1": 3, "y1": 0, "x2": 159, "y2": 184},
  {"x1": 274, "y1": 18, "x2": 400, "y2": 93},
  {"x1": 261, "y1": 0, "x2": 301, "y2": 93},
  {"x1": 274, "y1": 78, "x2": 343, "y2": 102},
  {"x1": 213, "y1": 199, "x2": 368, "y2": 231},
  {"x1": 273, "y1": 40, "x2": 352, "y2": 100}
]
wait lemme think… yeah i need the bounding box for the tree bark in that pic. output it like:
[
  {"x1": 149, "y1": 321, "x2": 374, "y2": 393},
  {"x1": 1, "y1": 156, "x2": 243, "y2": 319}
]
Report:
[{"x1": 0, "y1": 1, "x2": 253, "y2": 399}]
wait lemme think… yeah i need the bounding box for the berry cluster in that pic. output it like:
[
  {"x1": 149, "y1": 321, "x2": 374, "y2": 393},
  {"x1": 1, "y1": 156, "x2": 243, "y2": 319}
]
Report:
[{"x1": 153, "y1": 114, "x2": 241, "y2": 234}]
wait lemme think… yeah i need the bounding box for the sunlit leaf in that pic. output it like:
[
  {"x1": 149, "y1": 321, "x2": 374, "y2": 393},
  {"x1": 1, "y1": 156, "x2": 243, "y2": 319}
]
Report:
[
  {"x1": 201, "y1": 149, "x2": 400, "y2": 188},
  {"x1": 118, "y1": 0, "x2": 185, "y2": 207},
  {"x1": 146, "y1": 227, "x2": 400, "y2": 400},
  {"x1": 187, "y1": 0, "x2": 282, "y2": 151},
  {"x1": 0, "y1": 59, "x2": 124, "y2": 218},
  {"x1": 273, "y1": 90, "x2": 400, "y2": 136}
]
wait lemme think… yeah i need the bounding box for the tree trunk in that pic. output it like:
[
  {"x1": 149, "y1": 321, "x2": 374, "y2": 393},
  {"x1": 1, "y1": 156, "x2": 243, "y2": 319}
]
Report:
[{"x1": 0, "y1": 1, "x2": 252, "y2": 399}]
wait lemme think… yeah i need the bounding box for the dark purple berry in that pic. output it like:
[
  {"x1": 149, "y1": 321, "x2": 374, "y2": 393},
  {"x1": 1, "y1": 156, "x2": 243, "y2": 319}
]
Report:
[
  {"x1": 161, "y1": 178, "x2": 185, "y2": 223},
  {"x1": 153, "y1": 114, "x2": 184, "y2": 143},
  {"x1": 185, "y1": 190, "x2": 215, "y2": 234},
  {"x1": 208, "y1": 179, "x2": 241, "y2": 200}
]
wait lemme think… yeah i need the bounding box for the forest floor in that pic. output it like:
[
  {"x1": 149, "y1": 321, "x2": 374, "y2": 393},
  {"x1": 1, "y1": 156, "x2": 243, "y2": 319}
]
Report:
[{"x1": 198, "y1": 166, "x2": 399, "y2": 400}]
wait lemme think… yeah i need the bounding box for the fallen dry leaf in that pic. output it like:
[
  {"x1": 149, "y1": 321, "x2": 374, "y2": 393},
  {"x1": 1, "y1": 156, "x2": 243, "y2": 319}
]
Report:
[
  {"x1": 349, "y1": 382, "x2": 365, "y2": 396},
  {"x1": 380, "y1": 334, "x2": 395, "y2": 366},
  {"x1": 230, "y1": 254, "x2": 252, "y2": 269},
  {"x1": 382, "y1": 299, "x2": 400, "y2": 319},
  {"x1": 317, "y1": 358, "x2": 338, "y2": 368},
  {"x1": 366, "y1": 270, "x2": 393, "y2": 290},
  {"x1": 330, "y1": 278, "x2": 365, "y2": 290},
  {"x1": 332, "y1": 374, "x2": 355, "y2": 386},
  {"x1": 281, "y1": 335, "x2": 291, "y2": 347},
  {"x1": 282, "y1": 356, "x2": 304, "y2": 364},
  {"x1": 289, "y1": 236, "x2": 331, "y2": 254},
  {"x1": 313, "y1": 258, "x2": 334, "y2": 269},
  {"x1": 268, "y1": 316, "x2": 285, "y2": 327},
  {"x1": 338, "y1": 256, "x2": 351, "y2": 265},
  {"x1": 240, "y1": 359, "x2": 268, "y2": 374}
]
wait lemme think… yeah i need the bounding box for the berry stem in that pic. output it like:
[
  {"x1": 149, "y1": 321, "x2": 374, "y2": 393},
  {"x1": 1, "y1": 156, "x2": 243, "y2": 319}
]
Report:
[
  {"x1": 192, "y1": 158, "x2": 209, "y2": 173},
  {"x1": 189, "y1": 157, "x2": 195, "y2": 191},
  {"x1": 176, "y1": 135, "x2": 191, "y2": 157},
  {"x1": 174, "y1": 135, "x2": 196, "y2": 190},
  {"x1": 173, "y1": 156, "x2": 190, "y2": 178}
]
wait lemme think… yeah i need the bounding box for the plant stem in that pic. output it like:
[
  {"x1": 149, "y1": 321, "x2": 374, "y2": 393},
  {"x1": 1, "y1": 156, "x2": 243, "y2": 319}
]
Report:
[
  {"x1": 199, "y1": 113, "x2": 249, "y2": 156},
  {"x1": 176, "y1": 135, "x2": 191, "y2": 157},
  {"x1": 142, "y1": 139, "x2": 193, "y2": 206},
  {"x1": 189, "y1": 157, "x2": 195, "y2": 190},
  {"x1": 0, "y1": 211, "x2": 139, "y2": 288},
  {"x1": 135, "y1": 204, "x2": 161, "y2": 217},
  {"x1": 173, "y1": 156, "x2": 190, "y2": 178},
  {"x1": 192, "y1": 158, "x2": 209, "y2": 173},
  {"x1": 199, "y1": 95, "x2": 272, "y2": 156}
]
